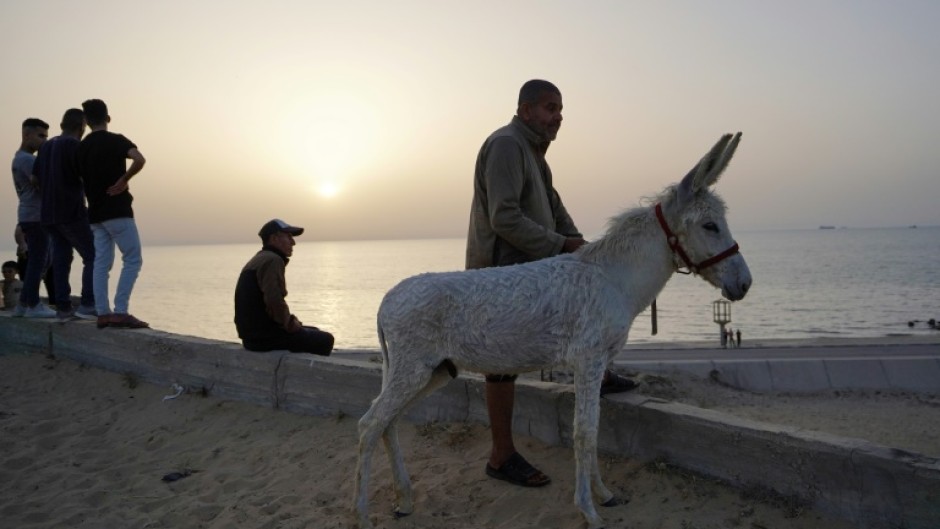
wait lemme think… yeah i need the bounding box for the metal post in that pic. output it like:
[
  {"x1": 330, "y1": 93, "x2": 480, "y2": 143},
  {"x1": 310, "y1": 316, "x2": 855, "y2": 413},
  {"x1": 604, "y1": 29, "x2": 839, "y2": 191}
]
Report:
[{"x1": 712, "y1": 299, "x2": 732, "y2": 349}]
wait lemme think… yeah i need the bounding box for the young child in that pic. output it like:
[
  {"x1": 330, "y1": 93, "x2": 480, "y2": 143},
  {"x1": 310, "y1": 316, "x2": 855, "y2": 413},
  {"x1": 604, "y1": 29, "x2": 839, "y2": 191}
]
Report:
[{"x1": 2, "y1": 261, "x2": 23, "y2": 311}]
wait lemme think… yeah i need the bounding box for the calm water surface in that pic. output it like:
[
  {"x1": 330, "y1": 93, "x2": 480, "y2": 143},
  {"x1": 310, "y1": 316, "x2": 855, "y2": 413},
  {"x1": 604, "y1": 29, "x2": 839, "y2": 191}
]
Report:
[{"x1": 101, "y1": 227, "x2": 940, "y2": 349}]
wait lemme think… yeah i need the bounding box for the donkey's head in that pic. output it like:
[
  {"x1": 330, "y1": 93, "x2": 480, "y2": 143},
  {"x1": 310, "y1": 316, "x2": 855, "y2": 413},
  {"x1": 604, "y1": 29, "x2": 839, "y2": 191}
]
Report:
[{"x1": 658, "y1": 133, "x2": 752, "y2": 301}]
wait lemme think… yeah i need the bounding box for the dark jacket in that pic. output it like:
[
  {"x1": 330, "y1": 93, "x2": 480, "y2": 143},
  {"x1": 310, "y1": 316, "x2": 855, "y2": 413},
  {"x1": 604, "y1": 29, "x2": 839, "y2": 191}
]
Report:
[
  {"x1": 34, "y1": 135, "x2": 88, "y2": 225},
  {"x1": 234, "y1": 246, "x2": 294, "y2": 341}
]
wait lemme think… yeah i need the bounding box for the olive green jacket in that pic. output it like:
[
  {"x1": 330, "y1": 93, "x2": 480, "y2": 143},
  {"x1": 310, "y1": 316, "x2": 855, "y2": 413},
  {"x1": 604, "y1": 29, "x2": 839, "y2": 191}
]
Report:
[{"x1": 466, "y1": 116, "x2": 581, "y2": 269}]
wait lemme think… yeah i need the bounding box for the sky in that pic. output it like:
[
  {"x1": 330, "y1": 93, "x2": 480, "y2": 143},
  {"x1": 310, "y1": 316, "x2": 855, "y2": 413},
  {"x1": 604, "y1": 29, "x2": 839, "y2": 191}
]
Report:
[{"x1": 2, "y1": 0, "x2": 939, "y2": 246}]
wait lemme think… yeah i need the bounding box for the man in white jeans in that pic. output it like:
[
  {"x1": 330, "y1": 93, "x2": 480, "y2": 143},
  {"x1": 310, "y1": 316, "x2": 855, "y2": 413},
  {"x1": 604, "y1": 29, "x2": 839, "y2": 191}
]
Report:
[{"x1": 77, "y1": 99, "x2": 148, "y2": 329}]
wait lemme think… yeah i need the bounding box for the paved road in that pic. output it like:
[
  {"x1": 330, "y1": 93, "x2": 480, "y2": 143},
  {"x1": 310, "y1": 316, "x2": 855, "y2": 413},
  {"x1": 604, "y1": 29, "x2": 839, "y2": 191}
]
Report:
[
  {"x1": 616, "y1": 341, "x2": 940, "y2": 363},
  {"x1": 613, "y1": 335, "x2": 940, "y2": 392}
]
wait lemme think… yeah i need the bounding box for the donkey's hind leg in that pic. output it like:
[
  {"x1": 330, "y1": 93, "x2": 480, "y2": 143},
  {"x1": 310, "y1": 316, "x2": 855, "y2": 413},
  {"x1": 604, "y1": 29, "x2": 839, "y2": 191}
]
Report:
[
  {"x1": 354, "y1": 359, "x2": 438, "y2": 528},
  {"x1": 381, "y1": 359, "x2": 457, "y2": 517},
  {"x1": 355, "y1": 399, "x2": 389, "y2": 529},
  {"x1": 380, "y1": 422, "x2": 411, "y2": 518}
]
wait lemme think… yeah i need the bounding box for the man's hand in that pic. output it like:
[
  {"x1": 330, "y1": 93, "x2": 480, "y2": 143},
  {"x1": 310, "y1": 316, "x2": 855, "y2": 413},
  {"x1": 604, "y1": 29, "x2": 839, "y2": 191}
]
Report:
[
  {"x1": 287, "y1": 315, "x2": 303, "y2": 333},
  {"x1": 561, "y1": 237, "x2": 587, "y2": 253},
  {"x1": 107, "y1": 175, "x2": 129, "y2": 196}
]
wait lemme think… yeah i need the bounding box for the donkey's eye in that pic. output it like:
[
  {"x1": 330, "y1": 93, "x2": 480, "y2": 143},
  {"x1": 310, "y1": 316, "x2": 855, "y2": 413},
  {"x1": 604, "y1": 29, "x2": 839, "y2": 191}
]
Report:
[{"x1": 703, "y1": 222, "x2": 719, "y2": 233}]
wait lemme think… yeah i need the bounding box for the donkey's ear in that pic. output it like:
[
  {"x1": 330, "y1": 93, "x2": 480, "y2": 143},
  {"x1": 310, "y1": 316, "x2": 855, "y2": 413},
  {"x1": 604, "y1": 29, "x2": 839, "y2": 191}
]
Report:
[
  {"x1": 701, "y1": 132, "x2": 741, "y2": 188},
  {"x1": 677, "y1": 133, "x2": 737, "y2": 206}
]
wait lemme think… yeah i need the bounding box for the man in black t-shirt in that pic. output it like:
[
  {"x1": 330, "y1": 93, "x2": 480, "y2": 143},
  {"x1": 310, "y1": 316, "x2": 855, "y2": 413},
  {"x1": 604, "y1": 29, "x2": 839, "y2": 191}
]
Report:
[{"x1": 77, "y1": 99, "x2": 149, "y2": 329}]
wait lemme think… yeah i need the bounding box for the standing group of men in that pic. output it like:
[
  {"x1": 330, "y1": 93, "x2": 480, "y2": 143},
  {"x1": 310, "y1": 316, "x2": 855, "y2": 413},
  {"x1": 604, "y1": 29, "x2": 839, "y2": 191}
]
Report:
[
  {"x1": 235, "y1": 79, "x2": 636, "y2": 488},
  {"x1": 10, "y1": 99, "x2": 149, "y2": 329}
]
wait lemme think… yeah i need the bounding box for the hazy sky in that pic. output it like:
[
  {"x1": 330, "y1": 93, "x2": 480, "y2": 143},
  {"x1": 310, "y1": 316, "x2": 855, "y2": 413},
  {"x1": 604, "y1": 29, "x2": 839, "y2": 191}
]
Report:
[{"x1": 3, "y1": 0, "x2": 938, "y2": 246}]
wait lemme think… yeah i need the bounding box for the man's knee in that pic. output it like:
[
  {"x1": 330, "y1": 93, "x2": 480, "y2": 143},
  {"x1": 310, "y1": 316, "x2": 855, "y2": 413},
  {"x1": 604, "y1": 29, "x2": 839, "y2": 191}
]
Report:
[
  {"x1": 293, "y1": 327, "x2": 334, "y2": 356},
  {"x1": 317, "y1": 331, "x2": 335, "y2": 356}
]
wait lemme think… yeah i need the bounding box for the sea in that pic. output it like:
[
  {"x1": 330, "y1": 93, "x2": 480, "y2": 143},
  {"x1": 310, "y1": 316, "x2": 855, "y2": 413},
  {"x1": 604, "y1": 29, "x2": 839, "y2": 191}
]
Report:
[{"x1": 41, "y1": 226, "x2": 940, "y2": 349}]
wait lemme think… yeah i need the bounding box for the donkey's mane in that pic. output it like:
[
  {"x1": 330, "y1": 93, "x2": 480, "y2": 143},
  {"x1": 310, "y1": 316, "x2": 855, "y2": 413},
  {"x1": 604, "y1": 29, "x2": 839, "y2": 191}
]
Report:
[{"x1": 580, "y1": 185, "x2": 677, "y2": 262}]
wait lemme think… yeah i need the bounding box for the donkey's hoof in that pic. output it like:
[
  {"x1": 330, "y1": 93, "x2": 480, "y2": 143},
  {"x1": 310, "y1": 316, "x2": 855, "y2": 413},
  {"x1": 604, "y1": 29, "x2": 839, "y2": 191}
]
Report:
[
  {"x1": 600, "y1": 495, "x2": 627, "y2": 507},
  {"x1": 393, "y1": 509, "x2": 412, "y2": 519},
  {"x1": 356, "y1": 514, "x2": 374, "y2": 529}
]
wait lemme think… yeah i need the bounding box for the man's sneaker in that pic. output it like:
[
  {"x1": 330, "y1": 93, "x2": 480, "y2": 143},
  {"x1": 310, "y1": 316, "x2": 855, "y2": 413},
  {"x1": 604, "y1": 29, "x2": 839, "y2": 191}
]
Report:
[
  {"x1": 56, "y1": 309, "x2": 79, "y2": 323},
  {"x1": 74, "y1": 305, "x2": 98, "y2": 320},
  {"x1": 110, "y1": 313, "x2": 150, "y2": 329},
  {"x1": 12, "y1": 304, "x2": 26, "y2": 317},
  {"x1": 24, "y1": 303, "x2": 56, "y2": 318}
]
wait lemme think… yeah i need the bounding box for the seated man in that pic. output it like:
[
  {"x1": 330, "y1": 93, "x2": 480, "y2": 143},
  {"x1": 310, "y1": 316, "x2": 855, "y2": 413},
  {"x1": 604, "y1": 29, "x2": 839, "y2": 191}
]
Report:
[{"x1": 234, "y1": 219, "x2": 334, "y2": 355}]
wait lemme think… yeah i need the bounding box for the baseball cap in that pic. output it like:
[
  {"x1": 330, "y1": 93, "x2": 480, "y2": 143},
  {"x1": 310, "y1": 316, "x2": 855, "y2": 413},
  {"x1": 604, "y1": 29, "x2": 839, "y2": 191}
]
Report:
[{"x1": 259, "y1": 219, "x2": 304, "y2": 240}]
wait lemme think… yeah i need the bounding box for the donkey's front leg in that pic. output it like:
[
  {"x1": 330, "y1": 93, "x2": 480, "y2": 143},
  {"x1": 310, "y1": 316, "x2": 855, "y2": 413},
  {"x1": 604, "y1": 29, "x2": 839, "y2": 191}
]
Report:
[{"x1": 572, "y1": 361, "x2": 613, "y2": 529}]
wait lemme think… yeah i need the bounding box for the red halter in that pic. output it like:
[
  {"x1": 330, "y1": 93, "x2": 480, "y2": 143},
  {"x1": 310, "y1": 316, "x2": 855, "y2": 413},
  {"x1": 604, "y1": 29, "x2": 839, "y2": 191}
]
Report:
[{"x1": 655, "y1": 203, "x2": 740, "y2": 275}]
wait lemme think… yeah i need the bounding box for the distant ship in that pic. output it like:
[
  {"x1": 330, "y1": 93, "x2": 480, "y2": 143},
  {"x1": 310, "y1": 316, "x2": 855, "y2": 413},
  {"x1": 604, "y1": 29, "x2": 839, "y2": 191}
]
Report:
[{"x1": 819, "y1": 225, "x2": 835, "y2": 230}]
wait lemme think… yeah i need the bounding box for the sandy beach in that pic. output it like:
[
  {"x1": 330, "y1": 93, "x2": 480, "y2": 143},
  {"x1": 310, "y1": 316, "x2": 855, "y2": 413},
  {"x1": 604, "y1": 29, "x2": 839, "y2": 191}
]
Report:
[{"x1": 8, "y1": 350, "x2": 936, "y2": 529}]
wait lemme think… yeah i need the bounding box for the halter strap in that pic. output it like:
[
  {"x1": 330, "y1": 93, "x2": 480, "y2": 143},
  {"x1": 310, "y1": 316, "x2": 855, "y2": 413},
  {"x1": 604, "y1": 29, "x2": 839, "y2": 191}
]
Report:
[{"x1": 655, "y1": 203, "x2": 740, "y2": 275}]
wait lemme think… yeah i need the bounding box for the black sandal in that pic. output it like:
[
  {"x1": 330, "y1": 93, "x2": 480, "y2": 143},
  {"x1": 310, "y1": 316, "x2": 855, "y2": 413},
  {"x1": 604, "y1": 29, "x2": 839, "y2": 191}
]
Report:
[
  {"x1": 601, "y1": 371, "x2": 639, "y2": 396},
  {"x1": 485, "y1": 452, "x2": 551, "y2": 487}
]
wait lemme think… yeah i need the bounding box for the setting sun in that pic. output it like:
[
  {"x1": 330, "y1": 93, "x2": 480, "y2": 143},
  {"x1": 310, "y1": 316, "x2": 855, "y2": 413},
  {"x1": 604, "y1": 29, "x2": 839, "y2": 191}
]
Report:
[
  {"x1": 317, "y1": 181, "x2": 341, "y2": 198},
  {"x1": 280, "y1": 91, "x2": 379, "y2": 202}
]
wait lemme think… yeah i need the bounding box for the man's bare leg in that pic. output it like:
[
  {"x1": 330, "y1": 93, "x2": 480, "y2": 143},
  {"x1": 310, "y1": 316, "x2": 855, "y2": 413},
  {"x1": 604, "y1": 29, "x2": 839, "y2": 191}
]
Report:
[
  {"x1": 486, "y1": 378, "x2": 517, "y2": 468},
  {"x1": 484, "y1": 377, "x2": 550, "y2": 487}
]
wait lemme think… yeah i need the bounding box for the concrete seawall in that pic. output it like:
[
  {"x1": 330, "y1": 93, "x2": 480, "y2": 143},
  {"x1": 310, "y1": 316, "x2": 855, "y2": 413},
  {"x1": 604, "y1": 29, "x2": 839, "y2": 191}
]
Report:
[
  {"x1": 1, "y1": 316, "x2": 938, "y2": 529},
  {"x1": 615, "y1": 337, "x2": 940, "y2": 393}
]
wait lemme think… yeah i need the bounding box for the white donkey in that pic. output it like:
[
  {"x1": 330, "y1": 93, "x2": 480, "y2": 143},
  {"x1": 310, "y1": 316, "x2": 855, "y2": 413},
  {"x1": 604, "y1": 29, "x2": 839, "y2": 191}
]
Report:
[{"x1": 354, "y1": 133, "x2": 752, "y2": 529}]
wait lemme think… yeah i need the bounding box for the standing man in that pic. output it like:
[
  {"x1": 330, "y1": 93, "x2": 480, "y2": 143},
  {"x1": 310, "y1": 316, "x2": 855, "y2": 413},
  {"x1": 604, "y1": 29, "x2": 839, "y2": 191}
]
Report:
[
  {"x1": 234, "y1": 219, "x2": 334, "y2": 355},
  {"x1": 34, "y1": 108, "x2": 97, "y2": 320},
  {"x1": 10, "y1": 117, "x2": 55, "y2": 318},
  {"x1": 466, "y1": 80, "x2": 636, "y2": 488},
  {"x1": 78, "y1": 99, "x2": 148, "y2": 329}
]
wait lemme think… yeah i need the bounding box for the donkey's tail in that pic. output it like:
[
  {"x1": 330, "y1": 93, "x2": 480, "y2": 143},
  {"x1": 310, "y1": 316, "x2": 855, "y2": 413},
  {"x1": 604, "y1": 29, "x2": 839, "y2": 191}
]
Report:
[{"x1": 377, "y1": 320, "x2": 390, "y2": 389}]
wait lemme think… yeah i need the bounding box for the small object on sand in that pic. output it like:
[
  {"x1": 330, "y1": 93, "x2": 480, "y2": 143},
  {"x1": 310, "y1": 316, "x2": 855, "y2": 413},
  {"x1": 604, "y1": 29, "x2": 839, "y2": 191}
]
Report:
[
  {"x1": 162, "y1": 383, "x2": 184, "y2": 402},
  {"x1": 161, "y1": 469, "x2": 193, "y2": 482}
]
